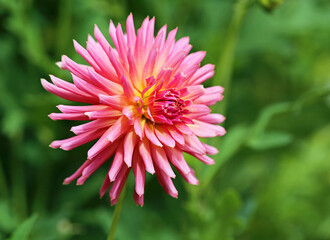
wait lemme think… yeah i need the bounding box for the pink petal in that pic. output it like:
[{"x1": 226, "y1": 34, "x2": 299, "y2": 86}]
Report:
[
  {"x1": 151, "y1": 145, "x2": 175, "y2": 178},
  {"x1": 145, "y1": 123, "x2": 163, "y2": 147},
  {"x1": 138, "y1": 139, "x2": 155, "y2": 174},
  {"x1": 94, "y1": 24, "x2": 111, "y2": 54},
  {"x1": 99, "y1": 94, "x2": 128, "y2": 111},
  {"x1": 63, "y1": 159, "x2": 92, "y2": 184},
  {"x1": 154, "y1": 164, "x2": 178, "y2": 198},
  {"x1": 49, "y1": 112, "x2": 89, "y2": 121},
  {"x1": 197, "y1": 114, "x2": 226, "y2": 124},
  {"x1": 50, "y1": 128, "x2": 105, "y2": 151},
  {"x1": 57, "y1": 104, "x2": 107, "y2": 113},
  {"x1": 154, "y1": 126, "x2": 175, "y2": 148},
  {"x1": 107, "y1": 116, "x2": 130, "y2": 142},
  {"x1": 108, "y1": 141, "x2": 125, "y2": 181},
  {"x1": 100, "y1": 174, "x2": 112, "y2": 198},
  {"x1": 132, "y1": 151, "x2": 146, "y2": 196},
  {"x1": 85, "y1": 108, "x2": 122, "y2": 119},
  {"x1": 126, "y1": 13, "x2": 136, "y2": 50},
  {"x1": 164, "y1": 147, "x2": 190, "y2": 175},
  {"x1": 142, "y1": 48, "x2": 158, "y2": 80},
  {"x1": 202, "y1": 143, "x2": 219, "y2": 155},
  {"x1": 78, "y1": 140, "x2": 120, "y2": 185},
  {"x1": 134, "y1": 192, "x2": 144, "y2": 206},
  {"x1": 71, "y1": 118, "x2": 116, "y2": 135},
  {"x1": 123, "y1": 130, "x2": 138, "y2": 167},
  {"x1": 109, "y1": 166, "x2": 130, "y2": 205},
  {"x1": 166, "y1": 126, "x2": 185, "y2": 145},
  {"x1": 188, "y1": 64, "x2": 215, "y2": 85},
  {"x1": 192, "y1": 153, "x2": 215, "y2": 165},
  {"x1": 41, "y1": 79, "x2": 97, "y2": 104},
  {"x1": 188, "y1": 120, "x2": 226, "y2": 137}
]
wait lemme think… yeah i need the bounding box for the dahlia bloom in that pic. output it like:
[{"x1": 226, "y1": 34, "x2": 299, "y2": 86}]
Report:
[{"x1": 42, "y1": 14, "x2": 225, "y2": 206}]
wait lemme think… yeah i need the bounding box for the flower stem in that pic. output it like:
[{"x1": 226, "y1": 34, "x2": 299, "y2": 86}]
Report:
[
  {"x1": 107, "y1": 181, "x2": 128, "y2": 240},
  {"x1": 213, "y1": 0, "x2": 252, "y2": 117}
]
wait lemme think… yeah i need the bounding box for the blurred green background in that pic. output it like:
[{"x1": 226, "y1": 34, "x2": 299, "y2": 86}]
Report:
[{"x1": 0, "y1": 0, "x2": 330, "y2": 239}]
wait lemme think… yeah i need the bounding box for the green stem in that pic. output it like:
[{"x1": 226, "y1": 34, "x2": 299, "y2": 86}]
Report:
[
  {"x1": 107, "y1": 182, "x2": 128, "y2": 240},
  {"x1": 213, "y1": 0, "x2": 252, "y2": 116},
  {"x1": 203, "y1": 0, "x2": 252, "y2": 188}
]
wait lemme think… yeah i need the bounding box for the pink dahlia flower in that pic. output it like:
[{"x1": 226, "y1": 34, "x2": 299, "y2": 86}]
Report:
[{"x1": 42, "y1": 14, "x2": 225, "y2": 206}]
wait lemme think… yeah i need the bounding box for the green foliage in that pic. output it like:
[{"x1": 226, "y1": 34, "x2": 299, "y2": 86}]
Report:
[
  {"x1": 0, "y1": 0, "x2": 329, "y2": 239},
  {"x1": 9, "y1": 214, "x2": 38, "y2": 240}
]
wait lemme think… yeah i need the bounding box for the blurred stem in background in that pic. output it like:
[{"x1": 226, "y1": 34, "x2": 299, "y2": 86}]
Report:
[
  {"x1": 213, "y1": 0, "x2": 252, "y2": 118},
  {"x1": 107, "y1": 181, "x2": 128, "y2": 240},
  {"x1": 185, "y1": 1, "x2": 253, "y2": 238}
]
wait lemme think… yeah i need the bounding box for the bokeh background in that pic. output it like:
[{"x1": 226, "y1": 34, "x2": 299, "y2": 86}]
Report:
[{"x1": 0, "y1": 0, "x2": 330, "y2": 239}]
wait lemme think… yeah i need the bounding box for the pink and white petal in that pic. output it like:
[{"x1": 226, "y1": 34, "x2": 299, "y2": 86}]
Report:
[
  {"x1": 109, "y1": 166, "x2": 130, "y2": 205},
  {"x1": 138, "y1": 138, "x2": 155, "y2": 174},
  {"x1": 197, "y1": 114, "x2": 226, "y2": 124},
  {"x1": 94, "y1": 24, "x2": 111, "y2": 54},
  {"x1": 49, "y1": 112, "x2": 89, "y2": 121},
  {"x1": 41, "y1": 79, "x2": 98, "y2": 104},
  {"x1": 60, "y1": 55, "x2": 92, "y2": 82},
  {"x1": 85, "y1": 108, "x2": 122, "y2": 119},
  {"x1": 126, "y1": 13, "x2": 136, "y2": 50},
  {"x1": 86, "y1": 35, "x2": 117, "y2": 80},
  {"x1": 178, "y1": 134, "x2": 206, "y2": 155},
  {"x1": 88, "y1": 68, "x2": 123, "y2": 95},
  {"x1": 50, "y1": 75, "x2": 94, "y2": 98},
  {"x1": 132, "y1": 151, "x2": 146, "y2": 197},
  {"x1": 72, "y1": 74, "x2": 108, "y2": 97},
  {"x1": 174, "y1": 123, "x2": 193, "y2": 135},
  {"x1": 202, "y1": 143, "x2": 219, "y2": 155},
  {"x1": 107, "y1": 116, "x2": 130, "y2": 142},
  {"x1": 50, "y1": 128, "x2": 105, "y2": 151},
  {"x1": 156, "y1": 28, "x2": 177, "y2": 71},
  {"x1": 154, "y1": 126, "x2": 175, "y2": 148},
  {"x1": 73, "y1": 40, "x2": 99, "y2": 69},
  {"x1": 71, "y1": 118, "x2": 116, "y2": 135},
  {"x1": 121, "y1": 75, "x2": 136, "y2": 101},
  {"x1": 192, "y1": 153, "x2": 215, "y2": 165},
  {"x1": 144, "y1": 17, "x2": 155, "y2": 54},
  {"x1": 123, "y1": 129, "x2": 138, "y2": 167},
  {"x1": 134, "y1": 192, "x2": 144, "y2": 206},
  {"x1": 188, "y1": 64, "x2": 215, "y2": 85},
  {"x1": 142, "y1": 48, "x2": 158, "y2": 81},
  {"x1": 181, "y1": 171, "x2": 199, "y2": 185},
  {"x1": 99, "y1": 94, "x2": 129, "y2": 111},
  {"x1": 78, "y1": 140, "x2": 120, "y2": 185},
  {"x1": 133, "y1": 117, "x2": 145, "y2": 139},
  {"x1": 164, "y1": 147, "x2": 190, "y2": 175},
  {"x1": 87, "y1": 127, "x2": 113, "y2": 159},
  {"x1": 154, "y1": 165, "x2": 178, "y2": 198},
  {"x1": 63, "y1": 159, "x2": 92, "y2": 184},
  {"x1": 188, "y1": 120, "x2": 226, "y2": 137},
  {"x1": 109, "y1": 20, "x2": 118, "y2": 49},
  {"x1": 145, "y1": 123, "x2": 163, "y2": 147},
  {"x1": 108, "y1": 141, "x2": 125, "y2": 181},
  {"x1": 194, "y1": 93, "x2": 223, "y2": 106},
  {"x1": 100, "y1": 174, "x2": 112, "y2": 198},
  {"x1": 205, "y1": 86, "x2": 224, "y2": 95},
  {"x1": 115, "y1": 23, "x2": 129, "y2": 68},
  {"x1": 57, "y1": 104, "x2": 107, "y2": 113},
  {"x1": 166, "y1": 126, "x2": 185, "y2": 145},
  {"x1": 182, "y1": 85, "x2": 205, "y2": 100},
  {"x1": 151, "y1": 145, "x2": 175, "y2": 178}
]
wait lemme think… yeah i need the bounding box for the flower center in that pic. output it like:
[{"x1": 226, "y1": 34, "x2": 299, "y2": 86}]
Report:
[{"x1": 145, "y1": 89, "x2": 190, "y2": 124}]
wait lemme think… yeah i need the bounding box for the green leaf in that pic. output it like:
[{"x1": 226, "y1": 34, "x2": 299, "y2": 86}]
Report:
[
  {"x1": 247, "y1": 131, "x2": 293, "y2": 150},
  {"x1": 201, "y1": 124, "x2": 250, "y2": 188},
  {"x1": 9, "y1": 214, "x2": 38, "y2": 240}
]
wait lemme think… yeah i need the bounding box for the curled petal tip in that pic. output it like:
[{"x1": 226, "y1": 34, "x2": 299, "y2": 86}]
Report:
[{"x1": 63, "y1": 179, "x2": 71, "y2": 185}]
